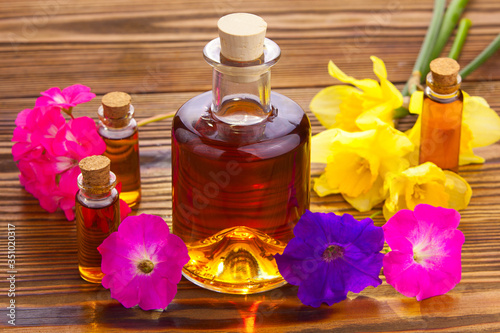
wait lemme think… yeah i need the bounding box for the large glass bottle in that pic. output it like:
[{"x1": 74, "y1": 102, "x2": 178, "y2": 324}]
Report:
[
  {"x1": 419, "y1": 57, "x2": 463, "y2": 172},
  {"x1": 98, "y1": 92, "x2": 141, "y2": 206},
  {"x1": 172, "y1": 13, "x2": 311, "y2": 294},
  {"x1": 76, "y1": 155, "x2": 120, "y2": 283}
]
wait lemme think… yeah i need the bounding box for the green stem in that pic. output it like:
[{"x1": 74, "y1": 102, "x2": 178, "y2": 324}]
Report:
[
  {"x1": 448, "y1": 18, "x2": 472, "y2": 60},
  {"x1": 422, "y1": 0, "x2": 469, "y2": 79},
  {"x1": 402, "y1": 0, "x2": 446, "y2": 96},
  {"x1": 369, "y1": 210, "x2": 382, "y2": 219},
  {"x1": 137, "y1": 113, "x2": 175, "y2": 127},
  {"x1": 460, "y1": 33, "x2": 500, "y2": 79}
]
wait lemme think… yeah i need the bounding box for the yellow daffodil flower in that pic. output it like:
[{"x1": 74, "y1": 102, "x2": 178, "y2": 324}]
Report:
[
  {"x1": 312, "y1": 122, "x2": 413, "y2": 212},
  {"x1": 310, "y1": 56, "x2": 403, "y2": 132},
  {"x1": 406, "y1": 91, "x2": 500, "y2": 165},
  {"x1": 383, "y1": 162, "x2": 472, "y2": 220}
]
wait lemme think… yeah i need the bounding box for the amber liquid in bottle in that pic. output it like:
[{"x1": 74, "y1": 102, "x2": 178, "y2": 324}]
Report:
[
  {"x1": 101, "y1": 130, "x2": 141, "y2": 205},
  {"x1": 76, "y1": 194, "x2": 120, "y2": 283},
  {"x1": 419, "y1": 90, "x2": 463, "y2": 172},
  {"x1": 172, "y1": 93, "x2": 310, "y2": 294}
]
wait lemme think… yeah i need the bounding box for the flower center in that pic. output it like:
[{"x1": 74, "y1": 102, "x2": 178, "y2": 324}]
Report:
[
  {"x1": 413, "y1": 184, "x2": 426, "y2": 200},
  {"x1": 137, "y1": 259, "x2": 155, "y2": 274},
  {"x1": 322, "y1": 245, "x2": 345, "y2": 262},
  {"x1": 356, "y1": 158, "x2": 370, "y2": 175}
]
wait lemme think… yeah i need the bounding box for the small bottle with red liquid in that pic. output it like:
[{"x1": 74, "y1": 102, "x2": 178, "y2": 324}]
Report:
[
  {"x1": 98, "y1": 92, "x2": 141, "y2": 206},
  {"x1": 76, "y1": 155, "x2": 120, "y2": 283},
  {"x1": 172, "y1": 13, "x2": 311, "y2": 294},
  {"x1": 419, "y1": 57, "x2": 463, "y2": 172}
]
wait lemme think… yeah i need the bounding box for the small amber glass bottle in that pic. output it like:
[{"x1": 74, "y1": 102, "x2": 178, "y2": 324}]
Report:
[
  {"x1": 98, "y1": 92, "x2": 141, "y2": 206},
  {"x1": 76, "y1": 155, "x2": 120, "y2": 283},
  {"x1": 419, "y1": 58, "x2": 463, "y2": 172}
]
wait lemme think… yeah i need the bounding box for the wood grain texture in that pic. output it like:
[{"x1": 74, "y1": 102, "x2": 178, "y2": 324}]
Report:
[{"x1": 1, "y1": 0, "x2": 500, "y2": 331}]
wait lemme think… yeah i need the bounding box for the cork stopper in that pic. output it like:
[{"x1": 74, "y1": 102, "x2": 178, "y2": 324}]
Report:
[
  {"x1": 79, "y1": 155, "x2": 110, "y2": 188},
  {"x1": 102, "y1": 92, "x2": 131, "y2": 119},
  {"x1": 218, "y1": 13, "x2": 267, "y2": 62},
  {"x1": 428, "y1": 58, "x2": 461, "y2": 94}
]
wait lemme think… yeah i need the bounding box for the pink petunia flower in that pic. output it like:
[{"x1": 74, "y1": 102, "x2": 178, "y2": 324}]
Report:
[
  {"x1": 98, "y1": 214, "x2": 190, "y2": 310},
  {"x1": 382, "y1": 204, "x2": 465, "y2": 301},
  {"x1": 36, "y1": 84, "x2": 96, "y2": 116}
]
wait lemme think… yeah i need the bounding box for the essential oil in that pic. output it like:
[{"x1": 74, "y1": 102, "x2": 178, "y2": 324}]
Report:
[
  {"x1": 172, "y1": 13, "x2": 311, "y2": 294},
  {"x1": 76, "y1": 155, "x2": 120, "y2": 283},
  {"x1": 419, "y1": 58, "x2": 463, "y2": 172},
  {"x1": 98, "y1": 92, "x2": 141, "y2": 206}
]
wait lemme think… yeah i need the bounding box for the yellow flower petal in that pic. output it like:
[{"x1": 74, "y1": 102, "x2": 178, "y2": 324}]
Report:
[
  {"x1": 313, "y1": 172, "x2": 339, "y2": 197},
  {"x1": 343, "y1": 176, "x2": 386, "y2": 212},
  {"x1": 311, "y1": 129, "x2": 341, "y2": 164},
  {"x1": 309, "y1": 85, "x2": 363, "y2": 130},
  {"x1": 459, "y1": 123, "x2": 485, "y2": 165},
  {"x1": 462, "y1": 93, "x2": 500, "y2": 148},
  {"x1": 409, "y1": 91, "x2": 424, "y2": 115},
  {"x1": 370, "y1": 56, "x2": 388, "y2": 80},
  {"x1": 355, "y1": 101, "x2": 396, "y2": 130},
  {"x1": 444, "y1": 170, "x2": 472, "y2": 210},
  {"x1": 324, "y1": 151, "x2": 379, "y2": 197},
  {"x1": 373, "y1": 123, "x2": 414, "y2": 158},
  {"x1": 328, "y1": 61, "x2": 382, "y2": 97}
]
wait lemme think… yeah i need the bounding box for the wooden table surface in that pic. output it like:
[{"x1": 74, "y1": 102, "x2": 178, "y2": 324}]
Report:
[{"x1": 1, "y1": 0, "x2": 500, "y2": 331}]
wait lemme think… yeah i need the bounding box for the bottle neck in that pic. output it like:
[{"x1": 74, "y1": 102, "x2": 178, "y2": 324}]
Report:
[
  {"x1": 98, "y1": 104, "x2": 135, "y2": 129},
  {"x1": 425, "y1": 72, "x2": 462, "y2": 103},
  {"x1": 204, "y1": 37, "x2": 281, "y2": 126},
  {"x1": 211, "y1": 67, "x2": 271, "y2": 125},
  {"x1": 77, "y1": 172, "x2": 117, "y2": 200}
]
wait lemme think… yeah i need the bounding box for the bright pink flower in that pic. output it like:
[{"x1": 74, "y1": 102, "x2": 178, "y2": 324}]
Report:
[
  {"x1": 36, "y1": 84, "x2": 96, "y2": 113},
  {"x1": 98, "y1": 214, "x2": 189, "y2": 310},
  {"x1": 12, "y1": 106, "x2": 66, "y2": 161},
  {"x1": 12, "y1": 97, "x2": 106, "y2": 220},
  {"x1": 383, "y1": 204, "x2": 465, "y2": 301}
]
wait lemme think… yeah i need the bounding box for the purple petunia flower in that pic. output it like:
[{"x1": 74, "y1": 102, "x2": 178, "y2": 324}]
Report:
[
  {"x1": 275, "y1": 210, "x2": 384, "y2": 307},
  {"x1": 98, "y1": 214, "x2": 190, "y2": 310}
]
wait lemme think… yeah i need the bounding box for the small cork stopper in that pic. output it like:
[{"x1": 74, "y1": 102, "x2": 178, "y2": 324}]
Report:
[
  {"x1": 79, "y1": 155, "x2": 110, "y2": 188},
  {"x1": 429, "y1": 58, "x2": 460, "y2": 94},
  {"x1": 102, "y1": 92, "x2": 131, "y2": 118},
  {"x1": 218, "y1": 13, "x2": 267, "y2": 61}
]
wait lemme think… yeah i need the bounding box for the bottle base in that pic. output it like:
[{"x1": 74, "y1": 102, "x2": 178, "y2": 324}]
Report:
[
  {"x1": 181, "y1": 226, "x2": 288, "y2": 294},
  {"x1": 79, "y1": 266, "x2": 104, "y2": 284}
]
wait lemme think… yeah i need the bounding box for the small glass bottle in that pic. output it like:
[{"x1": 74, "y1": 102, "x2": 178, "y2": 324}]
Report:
[
  {"x1": 172, "y1": 13, "x2": 311, "y2": 294},
  {"x1": 98, "y1": 92, "x2": 141, "y2": 206},
  {"x1": 76, "y1": 155, "x2": 120, "y2": 283},
  {"x1": 419, "y1": 57, "x2": 463, "y2": 172}
]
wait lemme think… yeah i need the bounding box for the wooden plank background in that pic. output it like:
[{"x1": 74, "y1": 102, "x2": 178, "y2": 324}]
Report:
[{"x1": 1, "y1": 0, "x2": 499, "y2": 331}]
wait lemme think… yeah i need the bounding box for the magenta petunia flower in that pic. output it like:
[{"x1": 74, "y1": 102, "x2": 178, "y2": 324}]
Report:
[
  {"x1": 275, "y1": 210, "x2": 384, "y2": 307},
  {"x1": 383, "y1": 204, "x2": 465, "y2": 301},
  {"x1": 36, "y1": 84, "x2": 96, "y2": 116},
  {"x1": 98, "y1": 214, "x2": 190, "y2": 310}
]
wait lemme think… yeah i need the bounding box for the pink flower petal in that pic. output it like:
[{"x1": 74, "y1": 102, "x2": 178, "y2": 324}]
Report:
[
  {"x1": 62, "y1": 84, "x2": 96, "y2": 105},
  {"x1": 383, "y1": 204, "x2": 465, "y2": 301},
  {"x1": 383, "y1": 251, "x2": 421, "y2": 298},
  {"x1": 414, "y1": 203, "x2": 461, "y2": 230}
]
